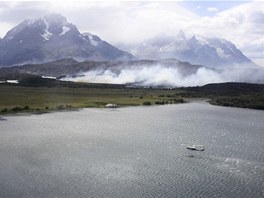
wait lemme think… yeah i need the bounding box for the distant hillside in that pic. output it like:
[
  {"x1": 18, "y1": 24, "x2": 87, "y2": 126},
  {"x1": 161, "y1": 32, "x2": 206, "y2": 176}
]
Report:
[{"x1": 0, "y1": 58, "x2": 205, "y2": 80}]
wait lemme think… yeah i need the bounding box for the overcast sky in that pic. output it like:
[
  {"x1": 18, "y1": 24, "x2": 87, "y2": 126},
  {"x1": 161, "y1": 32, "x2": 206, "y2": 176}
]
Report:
[{"x1": 0, "y1": 1, "x2": 263, "y2": 66}]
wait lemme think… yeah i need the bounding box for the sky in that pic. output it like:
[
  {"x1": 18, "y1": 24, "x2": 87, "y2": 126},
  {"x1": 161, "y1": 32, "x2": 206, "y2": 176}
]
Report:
[{"x1": 0, "y1": 0, "x2": 263, "y2": 66}]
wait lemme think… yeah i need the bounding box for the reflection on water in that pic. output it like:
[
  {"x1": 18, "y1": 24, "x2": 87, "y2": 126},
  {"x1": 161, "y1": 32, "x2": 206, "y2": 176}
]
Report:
[{"x1": 0, "y1": 102, "x2": 264, "y2": 197}]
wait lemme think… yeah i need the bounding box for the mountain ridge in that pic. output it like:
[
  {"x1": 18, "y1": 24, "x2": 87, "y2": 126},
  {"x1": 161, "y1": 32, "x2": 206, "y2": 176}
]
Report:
[
  {"x1": 0, "y1": 14, "x2": 258, "y2": 69},
  {"x1": 0, "y1": 58, "x2": 205, "y2": 80},
  {"x1": 118, "y1": 31, "x2": 256, "y2": 68},
  {"x1": 0, "y1": 14, "x2": 134, "y2": 67}
]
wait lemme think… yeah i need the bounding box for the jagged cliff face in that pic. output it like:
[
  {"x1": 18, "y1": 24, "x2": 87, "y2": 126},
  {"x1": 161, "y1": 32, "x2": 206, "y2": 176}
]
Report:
[
  {"x1": 0, "y1": 14, "x2": 134, "y2": 67},
  {"x1": 120, "y1": 31, "x2": 255, "y2": 68},
  {"x1": 0, "y1": 14, "x2": 256, "y2": 69}
]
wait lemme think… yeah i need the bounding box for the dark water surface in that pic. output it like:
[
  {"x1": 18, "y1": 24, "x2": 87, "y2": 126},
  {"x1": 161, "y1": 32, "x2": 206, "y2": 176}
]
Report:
[{"x1": 0, "y1": 102, "x2": 264, "y2": 197}]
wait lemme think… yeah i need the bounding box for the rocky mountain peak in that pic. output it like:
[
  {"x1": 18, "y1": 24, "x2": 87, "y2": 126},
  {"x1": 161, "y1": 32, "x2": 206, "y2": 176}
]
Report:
[
  {"x1": 119, "y1": 31, "x2": 256, "y2": 68},
  {"x1": 42, "y1": 14, "x2": 74, "y2": 36},
  {"x1": 0, "y1": 14, "x2": 134, "y2": 66}
]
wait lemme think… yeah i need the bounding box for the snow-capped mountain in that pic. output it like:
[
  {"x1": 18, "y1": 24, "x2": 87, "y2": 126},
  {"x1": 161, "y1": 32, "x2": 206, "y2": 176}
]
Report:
[
  {"x1": 120, "y1": 31, "x2": 256, "y2": 68},
  {"x1": 0, "y1": 14, "x2": 134, "y2": 67}
]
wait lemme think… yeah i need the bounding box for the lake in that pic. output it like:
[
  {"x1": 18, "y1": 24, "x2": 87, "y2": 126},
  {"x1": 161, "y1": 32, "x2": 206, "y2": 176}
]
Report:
[{"x1": 0, "y1": 102, "x2": 264, "y2": 197}]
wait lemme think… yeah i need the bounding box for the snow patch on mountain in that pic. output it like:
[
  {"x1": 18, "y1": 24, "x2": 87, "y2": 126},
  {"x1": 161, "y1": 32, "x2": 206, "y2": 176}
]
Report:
[
  {"x1": 41, "y1": 18, "x2": 53, "y2": 41},
  {"x1": 42, "y1": 18, "x2": 50, "y2": 30},
  {"x1": 216, "y1": 48, "x2": 228, "y2": 58},
  {"x1": 82, "y1": 32, "x2": 101, "y2": 46},
  {"x1": 89, "y1": 36, "x2": 99, "y2": 46},
  {"x1": 59, "y1": 26, "x2": 70, "y2": 35},
  {"x1": 41, "y1": 29, "x2": 53, "y2": 41}
]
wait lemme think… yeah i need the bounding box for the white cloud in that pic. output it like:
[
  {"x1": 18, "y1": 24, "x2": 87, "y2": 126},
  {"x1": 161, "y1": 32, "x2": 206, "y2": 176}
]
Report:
[
  {"x1": 171, "y1": 1, "x2": 263, "y2": 66},
  {"x1": 207, "y1": 7, "x2": 218, "y2": 12},
  {"x1": 66, "y1": 2, "x2": 198, "y2": 44},
  {"x1": 0, "y1": 1, "x2": 199, "y2": 42},
  {"x1": 63, "y1": 64, "x2": 264, "y2": 87},
  {"x1": 0, "y1": 1, "x2": 263, "y2": 66}
]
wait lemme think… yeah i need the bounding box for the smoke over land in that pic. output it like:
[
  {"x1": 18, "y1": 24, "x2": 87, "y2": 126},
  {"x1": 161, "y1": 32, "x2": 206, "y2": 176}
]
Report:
[{"x1": 63, "y1": 64, "x2": 264, "y2": 87}]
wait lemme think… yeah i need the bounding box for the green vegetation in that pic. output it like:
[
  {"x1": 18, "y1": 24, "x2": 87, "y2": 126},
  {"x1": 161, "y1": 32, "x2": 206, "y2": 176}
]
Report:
[
  {"x1": 180, "y1": 82, "x2": 264, "y2": 110},
  {"x1": 143, "y1": 101, "x2": 152, "y2": 105},
  {"x1": 210, "y1": 95, "x2": 264, "y2": 110},
  {"x1": 0, "y1": 77, "x2": 185, "y2": 115},
  {"x1": 0, "y1": 78, "x2": 264, "y2": 115}
]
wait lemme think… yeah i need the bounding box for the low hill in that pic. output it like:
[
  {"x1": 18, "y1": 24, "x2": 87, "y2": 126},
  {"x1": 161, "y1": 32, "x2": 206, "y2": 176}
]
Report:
[{"x1": 0, "y1": 58, "x2": 204, "y2": 80}]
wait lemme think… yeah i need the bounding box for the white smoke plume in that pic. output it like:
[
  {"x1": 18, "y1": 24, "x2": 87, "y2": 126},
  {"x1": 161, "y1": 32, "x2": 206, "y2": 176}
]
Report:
[{"x1": 62, "y1": 64, "x2": 264, "y2": 87}]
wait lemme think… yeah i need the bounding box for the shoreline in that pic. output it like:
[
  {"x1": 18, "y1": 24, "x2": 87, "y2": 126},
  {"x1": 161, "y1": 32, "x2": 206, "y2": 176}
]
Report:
[
  {"x1": 0, "y1": 102, "x2": 184, "y2": 116},
  {"x1": 1, "y1": 82, "x2": 264, "y2": 115},
  {"x1": 1, "y1": 98, "x2": 263, "y2": 117}
]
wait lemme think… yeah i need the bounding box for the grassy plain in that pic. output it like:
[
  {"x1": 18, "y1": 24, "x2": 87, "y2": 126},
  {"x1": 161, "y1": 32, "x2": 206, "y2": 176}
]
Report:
[
  {"x1": 0, "y1": 78, "x2": 264, "y2": 115},
  {"x1": 0, "y1": 81, "x2": 184, "y2": 114}
]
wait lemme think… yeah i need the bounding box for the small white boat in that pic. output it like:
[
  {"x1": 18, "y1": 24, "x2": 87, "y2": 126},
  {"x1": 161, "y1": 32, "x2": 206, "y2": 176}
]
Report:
[
  {"x1": 105, "y1": 103, "x2": 118, "y2": 108},
  {"x1": 187, "y1": 145, "x2": 205, "y2": 151}
]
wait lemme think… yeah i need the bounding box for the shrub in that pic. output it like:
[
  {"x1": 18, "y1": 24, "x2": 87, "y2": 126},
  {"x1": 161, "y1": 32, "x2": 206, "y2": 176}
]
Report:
[
  {"x1": 174, "y1": 98, "x2": 184, "y2": 103},
  {"x1": 56, "y1": 105, "x2": 65, "y2": 109},
  {"x1": 155, "y1": 101, "x2": 165, "y2": 105},
  {"x1": 12, "y1": 106, "x2": 23, "y2": 112},
  {"x1": 1, "y1": 108, "x2": 7, "y2": 113},
  {"x1": 143, "y1": 101, "x2": 151, "y2": 105}
]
